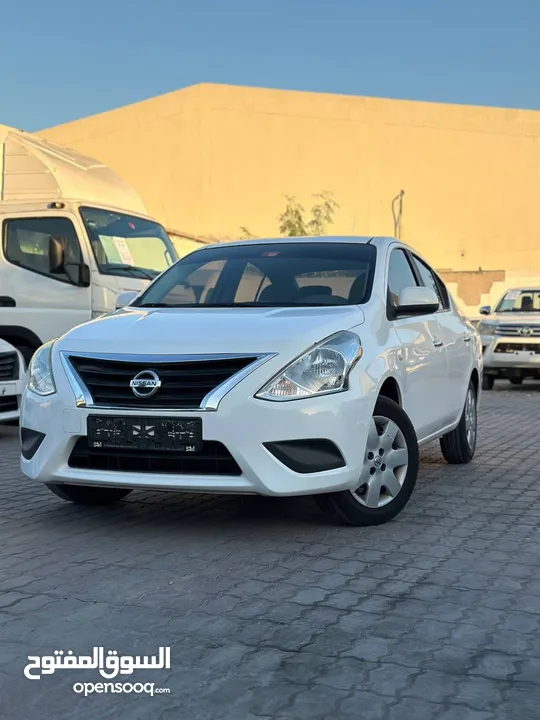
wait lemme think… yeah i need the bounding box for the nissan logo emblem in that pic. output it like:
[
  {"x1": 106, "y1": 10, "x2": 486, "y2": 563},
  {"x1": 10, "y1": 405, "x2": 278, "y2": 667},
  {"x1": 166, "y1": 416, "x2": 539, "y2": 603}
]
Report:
[
  {"x1": 130, "y1": 370, "x2": 162, "y2": 398},
  {"x1": 519, "y1": 327, "x2": 533, "y2": 336}
]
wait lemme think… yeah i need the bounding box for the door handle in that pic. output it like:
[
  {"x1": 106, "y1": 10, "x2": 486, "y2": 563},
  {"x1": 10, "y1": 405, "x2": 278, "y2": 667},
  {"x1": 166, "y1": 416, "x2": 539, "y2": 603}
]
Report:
[
  {"x1": 0, "y1": 297, "x2": 16, "y2": 307},
  {"x1": 433, "y1": 338, "x2": 444, "y2": 348},
  {"x1": 463, "y1": 336, "x2": 471, "y2": 343}
]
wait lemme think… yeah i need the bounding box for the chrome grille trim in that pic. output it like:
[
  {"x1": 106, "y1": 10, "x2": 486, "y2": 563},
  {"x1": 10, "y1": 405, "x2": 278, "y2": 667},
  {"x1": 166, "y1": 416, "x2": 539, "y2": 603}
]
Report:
[
  {"x1": 494, "y1": 325, "x2": 540, "y2": 337},
  {"x1": 60, "y1": 351, "x2": 277, "y2": 411}
]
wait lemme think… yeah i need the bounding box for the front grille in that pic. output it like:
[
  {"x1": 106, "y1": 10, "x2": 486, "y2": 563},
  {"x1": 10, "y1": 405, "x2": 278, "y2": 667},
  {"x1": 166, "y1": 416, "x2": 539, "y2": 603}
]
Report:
[
  {"x1": 67, "y1": 355, "x2": 258, "y2": 409},
  {"x1": 68, "y1": 437, "x2": 242, "y2": 475},
  {"x1": 495, "y1": 342, "x2": 540, "y2": 354},
  {"x1": 0, "y1": 352, "x2": 18, "y2": 381},
  {"x1": 0, "y1": 396, "x2": 18, "y2": 413},
  {"x1": 495, "y1": 325, "x2": 540, "y2": 337}
]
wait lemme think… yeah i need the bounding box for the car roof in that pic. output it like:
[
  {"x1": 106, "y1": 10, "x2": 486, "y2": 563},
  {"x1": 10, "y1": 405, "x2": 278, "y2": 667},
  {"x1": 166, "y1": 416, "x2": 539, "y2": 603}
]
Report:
[{"x1": 191, "y1": 235, "x2": 397, "y2": 251}]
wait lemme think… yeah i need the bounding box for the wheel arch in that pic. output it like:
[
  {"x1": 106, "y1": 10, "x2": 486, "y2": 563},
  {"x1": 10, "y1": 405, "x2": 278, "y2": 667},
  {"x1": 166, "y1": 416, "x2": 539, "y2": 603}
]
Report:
[
  {"x1": 0, "y1": 326, "x2": 42, "y2": 366},
  {"x1": 470, "y1": 367, "x2": 480, "y2": 397},
  {"x1": 378, "y1": 376, "x2": 402, "y2": 406}
]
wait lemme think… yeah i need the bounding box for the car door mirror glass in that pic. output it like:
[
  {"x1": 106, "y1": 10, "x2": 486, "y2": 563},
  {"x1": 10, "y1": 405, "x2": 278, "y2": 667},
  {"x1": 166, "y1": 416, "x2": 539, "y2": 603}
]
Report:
[{"x1": 396, "y1": 286, "x2": 440, "y2": 316}]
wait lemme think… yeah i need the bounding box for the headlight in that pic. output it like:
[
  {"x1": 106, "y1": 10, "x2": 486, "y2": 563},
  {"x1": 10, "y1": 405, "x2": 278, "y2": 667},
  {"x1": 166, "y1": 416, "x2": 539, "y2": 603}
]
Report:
[
  {"x1": 27, "y1": 341, "x2": 56, "y2": 396},
  {"x1": 477, "y1": 321, "x2": 497, "y2": 335},
  {"x1": 255, "y1": 331, "x2": 362, "y2": 401}
]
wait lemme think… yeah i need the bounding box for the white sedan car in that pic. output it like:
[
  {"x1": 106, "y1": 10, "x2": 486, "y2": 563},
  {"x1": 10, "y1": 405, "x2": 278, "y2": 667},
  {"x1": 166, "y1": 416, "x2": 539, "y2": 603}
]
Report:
[
  {"x1": 0, "y1": 338, "x2": 25, "y2": 424},
  {"x1": 21, "y1": 237, "x2": 482, "y2": 526}
]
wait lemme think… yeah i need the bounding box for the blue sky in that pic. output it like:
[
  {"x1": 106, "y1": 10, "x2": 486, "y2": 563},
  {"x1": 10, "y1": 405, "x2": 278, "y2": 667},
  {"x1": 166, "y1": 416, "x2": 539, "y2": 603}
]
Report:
[{"x1": 3, "y1": 0, "x2": 540, "y2": 131}]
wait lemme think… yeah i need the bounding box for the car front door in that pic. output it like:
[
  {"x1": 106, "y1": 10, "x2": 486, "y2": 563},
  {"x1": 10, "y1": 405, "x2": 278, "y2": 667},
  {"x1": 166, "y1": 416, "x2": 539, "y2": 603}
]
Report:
[
  {"x1": 387, "y1": 247, "x2": 449, "y2": 441},
  {"x1": 409, "y1": 253, "x2": 473, "y2": 425}
]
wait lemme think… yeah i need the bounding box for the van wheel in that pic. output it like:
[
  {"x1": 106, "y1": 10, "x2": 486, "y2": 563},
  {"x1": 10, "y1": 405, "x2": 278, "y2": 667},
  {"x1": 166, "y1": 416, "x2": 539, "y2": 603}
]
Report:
[
  {"x1": 314, "y1": 396, "x2": 419, "y2": 526},
  {"x1": 440, "y1": 381, "x2": 477, "y2": 464},
  {"x1": 482, "y1": 374, "x2": 494, "y2": 390},
  {"x1": 47, "y1": 484, "x2": 132, "y2": 505}
]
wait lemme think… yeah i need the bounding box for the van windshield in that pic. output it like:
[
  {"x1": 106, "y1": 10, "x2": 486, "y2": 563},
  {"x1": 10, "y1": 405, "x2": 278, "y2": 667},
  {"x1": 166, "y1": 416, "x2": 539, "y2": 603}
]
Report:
[
  {"x1": 135, "y1": 242, "x2": 376, "y2": 308},
  {"x1": 80, "y1": 206, "x2": 177, "y2": 280}
]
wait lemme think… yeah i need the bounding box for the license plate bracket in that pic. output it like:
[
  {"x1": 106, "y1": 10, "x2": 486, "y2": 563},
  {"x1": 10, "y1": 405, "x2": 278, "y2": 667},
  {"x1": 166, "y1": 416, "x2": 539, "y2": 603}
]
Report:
[{"x1": 87, "y1": 416, "x2": 203, "y2": 453}]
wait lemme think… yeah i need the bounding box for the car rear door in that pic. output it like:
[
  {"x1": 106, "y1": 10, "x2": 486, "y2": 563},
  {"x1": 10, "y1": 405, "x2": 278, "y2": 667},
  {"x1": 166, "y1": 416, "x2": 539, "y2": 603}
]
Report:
[
  {"x1": 409, "y1": 253, "x2": 473, "y2": 425},
  {"x1": 387, "y1": 247, "x2": 449, "y2": 440}
]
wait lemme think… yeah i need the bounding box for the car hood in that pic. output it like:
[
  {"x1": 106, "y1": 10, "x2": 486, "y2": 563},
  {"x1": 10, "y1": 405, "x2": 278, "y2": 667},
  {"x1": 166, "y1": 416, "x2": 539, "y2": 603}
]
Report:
[
  {"x1": 486, "y1": 313, "x2": 540, "y2": 325},
  {"x1": 57, "y1": 306, "x2": 366, "y2": 356},
  {"x1": 0, "y1": 338, "x2": 17, "y2": 353}
]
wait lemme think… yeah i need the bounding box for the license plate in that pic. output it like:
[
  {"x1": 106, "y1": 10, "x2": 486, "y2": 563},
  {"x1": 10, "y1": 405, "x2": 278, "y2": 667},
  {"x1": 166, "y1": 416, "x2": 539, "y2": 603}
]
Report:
[{"x1": 87, "y1": 416, "x2": 203, "y2": 452}]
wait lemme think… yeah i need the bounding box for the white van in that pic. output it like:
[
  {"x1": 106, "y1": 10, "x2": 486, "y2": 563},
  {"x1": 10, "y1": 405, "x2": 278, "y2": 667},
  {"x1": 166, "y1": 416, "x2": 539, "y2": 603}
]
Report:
[
  {"x1": 0, "y1": 125, "x2": 178, "y2": 364},
  {"x1": 0, "y1": 338, "x2": 25, "y2": 423}
]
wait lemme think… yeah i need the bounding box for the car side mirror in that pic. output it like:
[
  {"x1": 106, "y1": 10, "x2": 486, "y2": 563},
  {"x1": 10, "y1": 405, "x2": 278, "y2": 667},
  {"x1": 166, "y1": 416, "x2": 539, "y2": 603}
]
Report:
[
  {"x1": 48, "y1": 236, "x2": 65, "y2": 274},
  {"x1": 116, "y1": 291, "x2": 138, "y2": 309},
  {"x1": 396, "y1": 286, "x2": 440, "y2": 316},
  {"x1": 479, "y1": 305, "x2": 491, "y2": 315}
]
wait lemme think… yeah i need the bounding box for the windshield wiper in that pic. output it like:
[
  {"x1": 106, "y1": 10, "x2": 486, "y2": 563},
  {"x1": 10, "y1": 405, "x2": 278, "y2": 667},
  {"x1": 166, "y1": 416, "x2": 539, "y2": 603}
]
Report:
[{"x1": 102, "y1": 264, "x2": 156, "y2": 280}]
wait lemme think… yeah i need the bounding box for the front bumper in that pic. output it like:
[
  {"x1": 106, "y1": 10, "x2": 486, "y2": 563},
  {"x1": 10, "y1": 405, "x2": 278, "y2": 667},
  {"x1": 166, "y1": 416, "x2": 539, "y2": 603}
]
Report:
[
  {"x1": 0, "y1": 381, "x2": 25, "y2": 423},
  {"x1": 481, "y1": 336, "x2": 540, "y2": 374},
  {"x1": 20, "y1": 380, "x2": 374, "y2": 497}
]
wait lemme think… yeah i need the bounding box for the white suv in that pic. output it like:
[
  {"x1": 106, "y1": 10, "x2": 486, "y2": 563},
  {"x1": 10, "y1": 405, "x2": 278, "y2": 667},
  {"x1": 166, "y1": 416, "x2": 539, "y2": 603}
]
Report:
[{"x1": 20, "y1": 237, "x2": 482, "y2": 526}]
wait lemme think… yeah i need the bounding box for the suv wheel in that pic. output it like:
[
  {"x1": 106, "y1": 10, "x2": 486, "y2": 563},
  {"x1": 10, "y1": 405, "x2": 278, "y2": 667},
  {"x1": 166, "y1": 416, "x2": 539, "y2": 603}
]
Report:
[
  {"x1": 482, "y1": 374, "x2": 494, "y2": 390},
  {"x1": 47, "y1": 484, "x2": 132, "y2": 505},
  {"x1": 315, "y1": 396, "x2": 419, "y2": 526},
  {"x1": 440, "y1": 381, "x2": 477, "y2": 464}
]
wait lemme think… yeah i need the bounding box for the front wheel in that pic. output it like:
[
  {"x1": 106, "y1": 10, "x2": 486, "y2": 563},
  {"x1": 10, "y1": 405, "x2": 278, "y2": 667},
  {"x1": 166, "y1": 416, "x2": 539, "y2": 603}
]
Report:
[
  {"x1": 439, "y1": 381, "x2": 477, "y2": 464},
  {"x1": 314, "y1": 396, "x2": 419, "y2": 526},
  {"x1": 47, "y1": 484, "x2": 132, "y2": 505}
]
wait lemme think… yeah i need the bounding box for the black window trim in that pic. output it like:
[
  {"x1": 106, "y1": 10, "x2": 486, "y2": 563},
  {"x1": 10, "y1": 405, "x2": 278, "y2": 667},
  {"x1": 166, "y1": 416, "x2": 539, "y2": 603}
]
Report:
[
  {"x1": 408, "y1": 252, "x2": 451, "y2": 314},
  {"x1": 386, "y1": 247, "x2": 421, "y2": 320},
  {"x1": 2, "y1": 216, "x2": 86, "y2": 288}
]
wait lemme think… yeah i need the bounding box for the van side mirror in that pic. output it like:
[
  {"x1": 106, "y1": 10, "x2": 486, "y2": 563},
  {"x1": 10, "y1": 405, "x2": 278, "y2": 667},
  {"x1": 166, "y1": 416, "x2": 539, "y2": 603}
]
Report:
[
  {"x1": 395, "y1": 286, "x2": 440, "y2": 316},
  {"x1": 479, "y1": 305, "x2": 491, "y2": 315},
  {"x1": 65, "y1": 262, "x2": 90, "y2": 288},
  {"x1": 48, "y1": 236, "x2": 65, "y2": 274},
  {"x1": 116, "y1": 291, "x2": 138, "y2": 309}
]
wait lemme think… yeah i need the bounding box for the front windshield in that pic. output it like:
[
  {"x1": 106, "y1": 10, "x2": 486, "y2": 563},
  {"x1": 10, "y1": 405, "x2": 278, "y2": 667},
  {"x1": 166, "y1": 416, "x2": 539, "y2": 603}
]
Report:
[
  {"x1": 496, "y1": 289, "x2": 540, "y2": 313},
  {"x1": 80, "y1": 206, "x2": 176, "y2": 280},
  {"x1": 134, "y1": 242, "x2": 376, "y2": 308}
]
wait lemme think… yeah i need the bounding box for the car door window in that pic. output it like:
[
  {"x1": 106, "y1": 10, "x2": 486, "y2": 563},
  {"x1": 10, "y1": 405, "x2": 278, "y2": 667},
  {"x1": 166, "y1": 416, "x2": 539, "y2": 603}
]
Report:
[
  {"x1": 410, "y1": 255, "x2": 449, "y2": 311},
  {"x1": 4, "y1": 217, "x2": 82, "y2": 284},
  {"x1": 387, "y1": 249, "x2": 418, "y2": 309}
]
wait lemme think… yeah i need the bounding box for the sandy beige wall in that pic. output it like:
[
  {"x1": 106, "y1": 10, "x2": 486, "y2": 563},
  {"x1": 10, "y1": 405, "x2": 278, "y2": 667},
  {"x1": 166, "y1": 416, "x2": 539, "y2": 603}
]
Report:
[{"x1": 40, "y1": 83, "x2": 540, "y2": 316}]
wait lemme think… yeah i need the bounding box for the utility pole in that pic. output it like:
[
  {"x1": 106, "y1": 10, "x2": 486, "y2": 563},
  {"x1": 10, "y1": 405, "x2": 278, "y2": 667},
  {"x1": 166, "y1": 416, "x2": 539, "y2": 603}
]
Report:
[{"x1": 392, "y1": 190, "x2": 405, "y2": 239}]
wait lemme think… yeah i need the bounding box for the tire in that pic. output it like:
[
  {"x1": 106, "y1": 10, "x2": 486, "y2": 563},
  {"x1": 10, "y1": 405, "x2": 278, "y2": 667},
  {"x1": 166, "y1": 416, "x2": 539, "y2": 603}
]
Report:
[
  {"x1": 440, "y1": 381, "x2": 477, "y2": 464},
  {"x1": 482, "y1": 374, "x2": 494, "y2": 390},
  {"x1": 510, "y1": 377, "x2": 523, "y2": 386},
  {"x1": 47, "y1": 484, "x2": 132, "y2": 505},
  {"x1": 314, "y1": 396, "x2": 419, "y2": 526}
]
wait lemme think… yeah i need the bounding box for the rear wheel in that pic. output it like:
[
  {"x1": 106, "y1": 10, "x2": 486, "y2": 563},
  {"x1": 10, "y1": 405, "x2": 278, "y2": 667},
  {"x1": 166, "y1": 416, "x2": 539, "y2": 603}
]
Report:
[
  {"x1": 47, "y1": 484, "x2": 132, "y2": 505},
  {"x1": 440, "y1": 381, "x2": 477, "y2": 464},
  {"x1": 315, "y1": 396, "x2": 419, "y2": 526},
  {"x1": 482, "y1": 374, "x2": 495, "y2": 390},
  {"x1": 510, "y1": 377, "x2": 523, "y2": 386}
]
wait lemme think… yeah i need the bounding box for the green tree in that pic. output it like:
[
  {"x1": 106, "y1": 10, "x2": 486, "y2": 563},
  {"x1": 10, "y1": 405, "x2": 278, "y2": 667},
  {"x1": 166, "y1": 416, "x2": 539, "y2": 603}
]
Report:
[{"x1": 240, "y1": 192, "x2": 339, "y2": 239}]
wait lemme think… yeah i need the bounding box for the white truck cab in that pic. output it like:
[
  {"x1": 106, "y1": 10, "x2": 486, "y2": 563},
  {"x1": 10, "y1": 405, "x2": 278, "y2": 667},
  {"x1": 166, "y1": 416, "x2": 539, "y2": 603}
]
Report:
[{"x1": 0, "y1": 125, "x2": 178, "y2": 364}]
